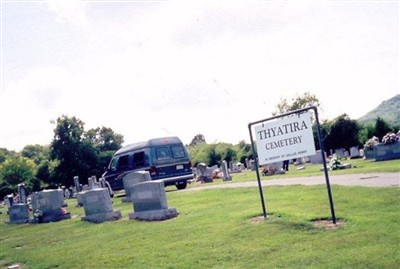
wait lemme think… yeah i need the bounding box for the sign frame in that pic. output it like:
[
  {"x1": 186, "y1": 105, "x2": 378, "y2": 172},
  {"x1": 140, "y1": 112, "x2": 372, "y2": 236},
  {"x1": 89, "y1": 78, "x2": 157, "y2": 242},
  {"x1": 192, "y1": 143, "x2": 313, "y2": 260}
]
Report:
[{"x1": 248, "y1": 106, "x2": 336, "y2": 224}]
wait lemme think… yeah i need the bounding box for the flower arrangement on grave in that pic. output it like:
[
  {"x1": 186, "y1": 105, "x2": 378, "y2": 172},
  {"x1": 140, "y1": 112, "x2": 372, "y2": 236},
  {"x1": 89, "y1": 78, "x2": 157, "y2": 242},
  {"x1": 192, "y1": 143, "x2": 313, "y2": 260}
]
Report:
[
  {"x1": 329, "y1": 155, "x2": 342, "y2": 170},
  {"x1": 363, "y1": 136, "x2": 379, "y2": 151},
  {"x1": 262, "y1": 165, "x2": 276, "y2": 175},
  {"x1": 382, "y1": 131, "x2": 400, "y2": 145}
]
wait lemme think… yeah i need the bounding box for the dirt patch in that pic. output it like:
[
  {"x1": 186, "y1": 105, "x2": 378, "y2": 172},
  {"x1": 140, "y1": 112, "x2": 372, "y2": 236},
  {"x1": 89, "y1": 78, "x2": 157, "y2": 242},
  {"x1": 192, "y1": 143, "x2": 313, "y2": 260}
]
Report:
[
  {"x1": 250, "y1": 214, "x2": 279, "y2": 224},
  {"x1": 312, "y1": 219, "x2": 345, "y2": 230},
  {"x1": 250, "y1": 216, "x2": 266, "y2": 224}
]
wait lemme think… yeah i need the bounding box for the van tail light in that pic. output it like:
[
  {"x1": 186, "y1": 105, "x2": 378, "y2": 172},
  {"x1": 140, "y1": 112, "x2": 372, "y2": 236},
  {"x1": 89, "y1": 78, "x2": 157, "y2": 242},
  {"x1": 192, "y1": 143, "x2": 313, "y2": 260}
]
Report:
[{"x1": 148, "y1": 166, "x2": 157, "y2": 176}]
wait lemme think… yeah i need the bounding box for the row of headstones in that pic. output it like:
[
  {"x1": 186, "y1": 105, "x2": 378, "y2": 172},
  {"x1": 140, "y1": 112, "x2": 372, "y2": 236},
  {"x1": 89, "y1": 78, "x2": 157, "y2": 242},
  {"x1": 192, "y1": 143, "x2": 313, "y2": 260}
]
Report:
[
  {"x1": 79, "y1": 171, "x2": 177, "y2": 223},
  {"x1": 7, "y1": 186, "x2": 71, "y2": 224},
  {"x1": 7, "y1": 171, "x2": 177, "y2": 224},
  {"x1": 304, "y1": 147, "x2": 363, "y2": 164}
]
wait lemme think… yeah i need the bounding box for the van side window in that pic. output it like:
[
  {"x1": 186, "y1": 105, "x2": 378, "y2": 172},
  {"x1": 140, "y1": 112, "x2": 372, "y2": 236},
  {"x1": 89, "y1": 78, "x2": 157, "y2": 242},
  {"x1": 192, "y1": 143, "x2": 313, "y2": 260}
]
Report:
[
  {"x1": 116, "y1": 155, "x2": 129, "y2": 170},
  {"x1": 156, "y1": 147, "x2": 170, "y2": 160},
  {"x1": 171, "y1": 146, "x2": 185, "y2": 158},
  {"x1": 133, "y1": 151, "x2": 146, "y2": 168}
]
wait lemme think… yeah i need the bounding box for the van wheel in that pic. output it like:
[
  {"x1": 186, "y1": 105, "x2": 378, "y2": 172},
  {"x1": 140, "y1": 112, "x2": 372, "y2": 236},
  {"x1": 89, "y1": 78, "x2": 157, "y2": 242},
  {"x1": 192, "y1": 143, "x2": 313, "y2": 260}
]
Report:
[{"x1": 176, "y1": 182, "x2": 187, "y2": 190}]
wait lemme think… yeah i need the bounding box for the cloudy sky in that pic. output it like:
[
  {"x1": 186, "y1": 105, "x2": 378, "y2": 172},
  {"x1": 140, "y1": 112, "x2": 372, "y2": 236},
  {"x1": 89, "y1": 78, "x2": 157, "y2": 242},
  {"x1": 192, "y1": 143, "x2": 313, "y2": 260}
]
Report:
[{"x1": 1, "y1": 0, "x2": 398, "y2": 151}]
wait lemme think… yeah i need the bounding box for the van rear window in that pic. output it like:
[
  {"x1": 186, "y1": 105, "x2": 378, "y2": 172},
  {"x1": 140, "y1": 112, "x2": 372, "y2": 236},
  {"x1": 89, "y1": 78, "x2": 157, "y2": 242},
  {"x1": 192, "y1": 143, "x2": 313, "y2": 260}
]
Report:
[
  {"x1": 156, "y1": 147, "x2": 170, "y2": 160},
  {"x1": 171, "y1": 146, "x2": 185, "y2": 158}
]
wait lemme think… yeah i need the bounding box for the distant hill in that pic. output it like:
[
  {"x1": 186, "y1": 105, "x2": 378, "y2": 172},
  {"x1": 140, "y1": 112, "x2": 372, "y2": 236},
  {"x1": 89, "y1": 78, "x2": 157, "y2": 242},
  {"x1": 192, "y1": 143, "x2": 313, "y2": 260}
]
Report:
[{"x1": 357, "y1": 94, "x2": 400, "y2": 127}]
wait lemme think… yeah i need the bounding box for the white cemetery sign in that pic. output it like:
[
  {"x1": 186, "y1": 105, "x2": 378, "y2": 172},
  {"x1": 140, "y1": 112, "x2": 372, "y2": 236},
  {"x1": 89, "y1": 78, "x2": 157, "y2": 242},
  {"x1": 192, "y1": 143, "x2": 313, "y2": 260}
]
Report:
[{"x1": 254, "y1": 112, "x2": 316, "y2": 165}]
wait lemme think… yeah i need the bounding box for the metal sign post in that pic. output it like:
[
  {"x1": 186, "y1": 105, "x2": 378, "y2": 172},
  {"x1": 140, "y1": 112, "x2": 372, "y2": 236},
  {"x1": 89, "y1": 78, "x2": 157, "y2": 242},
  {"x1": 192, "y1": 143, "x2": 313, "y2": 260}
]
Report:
[{"x1": 248, "y1": 106, "x2": 336, "y2": 224}]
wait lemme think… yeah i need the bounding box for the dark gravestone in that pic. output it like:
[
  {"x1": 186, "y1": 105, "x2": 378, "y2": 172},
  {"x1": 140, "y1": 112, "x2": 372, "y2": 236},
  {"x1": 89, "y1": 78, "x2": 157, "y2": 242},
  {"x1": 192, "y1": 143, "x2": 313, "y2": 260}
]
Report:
[
  {"x1": 129, "y1": 180, "x2": 178, "y2": 221},
  {"x1": 375, "y1": 142, "x2": 400, "y2": 161},
  {"x1": 73, "y1": 176, "x2": 81, "y2": 192},
  {"x1": 8, "y1": 204, "x2": 30, "y2": 224},
  {"x1": 81, "y1": 188, "x2": 121, "y2": 223},
  {"x1": 18, "y1": 183, "x2": 28, "y2": 204}
]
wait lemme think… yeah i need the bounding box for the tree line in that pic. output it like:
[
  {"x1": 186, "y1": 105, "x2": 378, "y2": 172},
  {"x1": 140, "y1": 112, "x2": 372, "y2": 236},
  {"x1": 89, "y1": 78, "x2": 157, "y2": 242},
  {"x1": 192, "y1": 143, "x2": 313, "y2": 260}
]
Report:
[
  {"x1": 1, "y1": 93, "x2": 398, "y2": 199},
  {"x1": 0, "y1": 115, "x2": 124, "y2": 199}
]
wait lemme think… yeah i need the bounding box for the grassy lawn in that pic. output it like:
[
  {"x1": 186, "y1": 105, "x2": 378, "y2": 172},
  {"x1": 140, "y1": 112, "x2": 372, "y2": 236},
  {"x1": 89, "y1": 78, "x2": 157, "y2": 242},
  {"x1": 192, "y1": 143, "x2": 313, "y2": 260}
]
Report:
[{"x1": 0, "y1": 159, "x2": 399, "y2": 269}]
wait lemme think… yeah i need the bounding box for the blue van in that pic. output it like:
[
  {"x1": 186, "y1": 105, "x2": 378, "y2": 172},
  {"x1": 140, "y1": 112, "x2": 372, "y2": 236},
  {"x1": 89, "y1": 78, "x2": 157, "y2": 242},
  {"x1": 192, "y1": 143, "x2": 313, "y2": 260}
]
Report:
[{"x1": 102, "y1": 136, "x2": 193, "y2": 191}]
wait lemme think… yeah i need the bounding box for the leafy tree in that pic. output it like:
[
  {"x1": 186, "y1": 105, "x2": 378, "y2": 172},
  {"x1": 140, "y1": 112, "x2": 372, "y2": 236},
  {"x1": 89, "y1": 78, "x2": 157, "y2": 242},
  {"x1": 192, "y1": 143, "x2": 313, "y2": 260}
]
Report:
[
  {"x1": 189, "y1": 134, "x2": 206, "y2": 146},
  {"x1": 50, "y1": 115, "x2": 98, "y2": 187},
  {"x1": 85, "y1": 127, "x2": 124, "y2": 151},
  {"x1": 49, "y1": 115, "x2": 124, "y2": 187},
  {"x1": 374, "y1": 117, "x2": 392, "y2": 142},
  {"x1": 21, "y1": 144, "x2": 50, "y2": 165},
  {"x1": 36, "y1": 159, "x2": 59, "y2": 188},
  {"x1": 313, "y1": 119, "x2": 330, "y2": 150},
  {"x1": 237, "y1": 140, "x2": 252, "y2": 164},
  {"x1": 0, "y1": 156, "x2": 37, "y2": 198},
  {"x1": 206, "y1": 144, "x2": 221, "y2": 167},
  {"x1": 273, "y1": 92, "x2": 321, "y2": 116},
  {"x1": 358, "y1": 124, "x2": 375, "y2": 145},
  {"x1": 0, "y1": 148, "x2": 17, "y2": 164},
  {"x1": 324, "y1": 114, "x2": 360, "y2": 152},
  {"x1": 218, "y1": 144, "x2": 237, "y2": 165}
]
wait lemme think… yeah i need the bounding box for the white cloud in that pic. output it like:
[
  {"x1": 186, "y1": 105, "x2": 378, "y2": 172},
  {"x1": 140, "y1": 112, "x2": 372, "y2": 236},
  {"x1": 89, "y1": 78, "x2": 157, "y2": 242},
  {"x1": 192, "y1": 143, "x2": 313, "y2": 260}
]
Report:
[
  {"x1": 45, "y1": 0, "x2": 88, "y2": 27},
  {"x1": 1, "y1": 1, "x2": 398, "y2": 150}
]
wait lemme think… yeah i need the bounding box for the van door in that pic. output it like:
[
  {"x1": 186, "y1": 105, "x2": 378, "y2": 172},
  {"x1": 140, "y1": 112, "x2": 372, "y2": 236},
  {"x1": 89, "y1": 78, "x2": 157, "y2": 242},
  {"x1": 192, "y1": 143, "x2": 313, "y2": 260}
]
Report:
[{"x1": 151, "y1": 145, "x2": 191, "y2": 180}]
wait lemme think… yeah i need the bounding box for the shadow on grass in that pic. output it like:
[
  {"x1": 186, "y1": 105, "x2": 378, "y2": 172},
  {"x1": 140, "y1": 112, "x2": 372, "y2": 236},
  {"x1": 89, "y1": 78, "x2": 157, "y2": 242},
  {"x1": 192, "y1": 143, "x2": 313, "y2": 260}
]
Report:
[{"x1": 248, "y1": 212, "x2": 346, "y2": 231}]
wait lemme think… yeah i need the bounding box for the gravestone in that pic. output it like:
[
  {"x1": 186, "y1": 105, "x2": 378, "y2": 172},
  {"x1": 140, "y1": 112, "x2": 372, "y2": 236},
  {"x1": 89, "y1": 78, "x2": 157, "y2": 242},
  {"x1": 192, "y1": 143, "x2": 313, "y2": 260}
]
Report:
[
  {"x1": 122, "y1": 171, "x2": 151, "y2": 202},
  {"x1": 192, "y1": 167, "x2": 198, "y2": 177},
  {"x1": 308, "y1": 150, "x2": 324, "y2": 164},
  {"x1": 5, "y1": 194, "x2": 14, "y2": 215},
  {"x1": 99, "y1": 177, "x2": 107, "y2": 189},
  {"x1": 375, "y1": 142, "x2": 400, "y2": 161},
  {"x1": 88, "y1": 176, "x2": 101, "y2": 189},
  {"x1": 196, "y1": 163, "x2": 213, "y2": 183},
  {"x1": 221, "y1": 161, "x2": 232, "y2": 181},
  {"x1": 334, "y1": 148, "x2": 345, "y2": 158},
  {"x1": 81, "y1": 188, "x2": 121, "y2": 223},
  {"x1": 230, "y1": 162, "x2": 243, "y2": 173},
  {"x1": 129, "y1": 180, "x2": 178, "y2": 221},
  {"x1": 18, "y1": 183, "x2": 28, "y2": 204},
  {"x1": 8, "y1": 204, "x2": 30, "y2": 224},
  {"x1": 73, "y1": 176, "x2": 81, "y2": 192},
  {"x1": 350, "y1": 146, "x2": 360, "y2": 159},
  {"x1": 31, "y1": 189, "x2": 71, "y2": 223}
]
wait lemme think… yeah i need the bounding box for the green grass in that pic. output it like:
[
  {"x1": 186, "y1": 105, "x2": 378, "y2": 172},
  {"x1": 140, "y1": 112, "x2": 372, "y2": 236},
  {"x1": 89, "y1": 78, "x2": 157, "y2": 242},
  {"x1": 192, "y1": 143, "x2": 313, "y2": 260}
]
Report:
[{"x1": 0, "y1": 159, "x2": 399, "y2": 269}]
